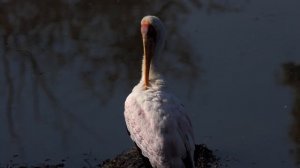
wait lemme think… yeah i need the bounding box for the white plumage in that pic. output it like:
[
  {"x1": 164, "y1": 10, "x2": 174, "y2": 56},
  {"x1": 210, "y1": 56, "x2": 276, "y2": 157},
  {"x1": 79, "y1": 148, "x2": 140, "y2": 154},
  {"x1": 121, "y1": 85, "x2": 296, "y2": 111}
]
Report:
[{"x1": 124, "y1": 16, "x2": 195, "y2": 168}]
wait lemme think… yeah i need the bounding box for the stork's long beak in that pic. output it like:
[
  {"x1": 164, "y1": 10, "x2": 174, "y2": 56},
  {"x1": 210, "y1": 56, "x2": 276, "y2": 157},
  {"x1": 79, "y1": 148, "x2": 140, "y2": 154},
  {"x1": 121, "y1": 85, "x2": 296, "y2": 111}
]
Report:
[{"x1": 141, "y1": 23, "x2": 154, "y2": 89}]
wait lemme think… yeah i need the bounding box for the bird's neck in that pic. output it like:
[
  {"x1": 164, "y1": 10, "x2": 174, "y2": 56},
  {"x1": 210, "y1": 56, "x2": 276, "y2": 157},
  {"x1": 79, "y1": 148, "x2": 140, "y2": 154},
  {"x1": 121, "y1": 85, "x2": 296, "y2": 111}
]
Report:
[
  {"x1": 141, "y1": 34, "x2": 165, "y2": 86},
  {"x1": 141, "y1": 53, "x2": 161, "y2": 82}
]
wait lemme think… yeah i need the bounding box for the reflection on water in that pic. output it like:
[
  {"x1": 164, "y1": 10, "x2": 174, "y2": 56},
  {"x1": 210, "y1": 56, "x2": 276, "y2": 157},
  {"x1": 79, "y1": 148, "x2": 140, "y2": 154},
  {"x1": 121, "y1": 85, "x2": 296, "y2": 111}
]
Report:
[
  {"x1": 206, "y1": 0, "x2": 242, "y2": 14},
  {"x1": 282, "y1": 62, "x2": 300, "y2": 166},
  {"x1": 0, "y1": 0, "x2": 244, "y2": 164}
]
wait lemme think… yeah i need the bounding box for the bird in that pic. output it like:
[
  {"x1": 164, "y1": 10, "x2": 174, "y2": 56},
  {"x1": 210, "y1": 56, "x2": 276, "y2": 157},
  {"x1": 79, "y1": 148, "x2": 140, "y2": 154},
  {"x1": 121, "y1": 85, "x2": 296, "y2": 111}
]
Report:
[{"x1": 124, "y1": 16, "x2": 195, "y2": 168}]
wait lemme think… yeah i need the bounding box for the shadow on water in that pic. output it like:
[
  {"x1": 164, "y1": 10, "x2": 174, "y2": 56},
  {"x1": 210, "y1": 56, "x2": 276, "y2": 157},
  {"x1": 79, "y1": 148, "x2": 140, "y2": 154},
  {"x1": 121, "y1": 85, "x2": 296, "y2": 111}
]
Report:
[
  {"x1": 282, "y1": 62, "x2": 300, "y2": 166},
  {"x1": 0, "y1": 0, "x2": 246, "y2": 163}
]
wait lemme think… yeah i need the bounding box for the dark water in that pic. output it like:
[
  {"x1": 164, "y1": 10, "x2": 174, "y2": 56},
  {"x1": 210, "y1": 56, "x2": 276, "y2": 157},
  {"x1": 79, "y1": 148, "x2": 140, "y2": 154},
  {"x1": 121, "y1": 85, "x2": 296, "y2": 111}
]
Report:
[{"x1": 1, "y1": 0, "x2": 300, "y2": 167}]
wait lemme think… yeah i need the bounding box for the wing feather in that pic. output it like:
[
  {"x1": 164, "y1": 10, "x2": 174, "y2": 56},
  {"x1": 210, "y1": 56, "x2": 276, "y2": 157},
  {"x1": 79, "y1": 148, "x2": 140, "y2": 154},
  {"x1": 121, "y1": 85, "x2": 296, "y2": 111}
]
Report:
[{"x1": 124, "y1": 90, "x2": 195, "y2": 168}]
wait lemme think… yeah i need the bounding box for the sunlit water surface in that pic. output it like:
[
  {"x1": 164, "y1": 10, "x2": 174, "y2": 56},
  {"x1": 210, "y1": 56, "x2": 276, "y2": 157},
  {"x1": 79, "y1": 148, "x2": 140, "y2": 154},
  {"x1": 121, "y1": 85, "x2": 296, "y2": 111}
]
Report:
[{"x1": 1, "y1": 0, "x2": 300, "y2": 167}]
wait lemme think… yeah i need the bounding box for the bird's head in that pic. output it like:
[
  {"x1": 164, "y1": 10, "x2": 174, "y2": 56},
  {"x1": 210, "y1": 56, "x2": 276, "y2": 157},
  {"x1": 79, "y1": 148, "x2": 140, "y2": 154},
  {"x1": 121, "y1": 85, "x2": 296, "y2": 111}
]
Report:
[{"x1": 141, "y1": 16, "x2": 166, "y2": 89}]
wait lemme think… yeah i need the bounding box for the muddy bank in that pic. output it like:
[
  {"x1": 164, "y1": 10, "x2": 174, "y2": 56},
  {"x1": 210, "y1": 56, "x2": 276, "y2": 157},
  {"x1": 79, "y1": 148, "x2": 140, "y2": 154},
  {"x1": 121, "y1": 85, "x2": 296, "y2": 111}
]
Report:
[
  {"x1": 3, "y1": 144, "x2": 218, "y2": 168},
  {"x1": 100, "y1": 144, "x2": 219, "y2": 168}
]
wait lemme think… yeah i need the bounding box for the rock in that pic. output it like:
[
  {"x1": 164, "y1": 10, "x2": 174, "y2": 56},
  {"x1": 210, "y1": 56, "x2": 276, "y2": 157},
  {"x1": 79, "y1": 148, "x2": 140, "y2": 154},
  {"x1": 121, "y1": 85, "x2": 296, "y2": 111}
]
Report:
[{"x1": 100, "y1": 144, "x2": 219, "y2": 168}]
